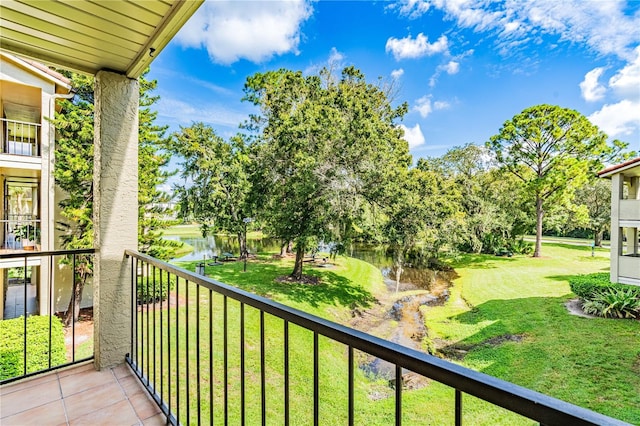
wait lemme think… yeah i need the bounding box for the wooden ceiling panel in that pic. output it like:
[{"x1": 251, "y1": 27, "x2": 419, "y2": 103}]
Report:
[{"x1": 0, "y1": 0, "x2": 203, "y2": 78}]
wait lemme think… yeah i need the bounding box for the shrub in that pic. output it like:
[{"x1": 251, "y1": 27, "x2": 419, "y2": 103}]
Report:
[
  {"x1": 568, "y1": 273, "x2": 640, "y2": 299},
  {"x1": 136, "y1": 271, "x2": 177, "y2": 304},
  {"x1": 0, "y1": 315, "x2": 66, "y2": 380},
  {"x1": 581, "y1": 288, "x2": 640, "y2": 319}
]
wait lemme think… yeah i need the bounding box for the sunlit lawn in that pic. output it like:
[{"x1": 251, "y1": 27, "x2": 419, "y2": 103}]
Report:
[
  {"x1": 140, "y1": 243, "x2": 638, "y2": 425},
  {"x1": 426, "y1": 243, "x2": 640, "y2": 424}
]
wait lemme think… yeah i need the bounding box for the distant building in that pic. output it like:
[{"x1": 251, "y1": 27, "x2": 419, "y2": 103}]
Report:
[
  {"x1": 0, "y1": 52, "x2": 93, "y2": 318},
  {"x1": 598, "y1": 157, "x2": 640, "y2": 286}
]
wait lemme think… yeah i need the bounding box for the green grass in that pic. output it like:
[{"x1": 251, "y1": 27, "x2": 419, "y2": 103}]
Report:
[
  {"x1": 426, "y1": 244, "x2": 640, "y2": 424},
  {"x1": 139, "y1": 244, "x2": 638, "y2": 425}
]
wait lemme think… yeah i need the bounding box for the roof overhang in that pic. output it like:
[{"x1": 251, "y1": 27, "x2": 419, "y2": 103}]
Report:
[
  {"x1": 0, "y1": 0, "x2": 203, "y2": 78},
  {"x1": 598, "y1": 157, "x2": 640, "y2": 179}
]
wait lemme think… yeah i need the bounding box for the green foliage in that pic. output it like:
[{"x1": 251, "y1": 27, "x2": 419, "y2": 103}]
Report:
[
  {"x1": 581, "y1": 288, "x2": 640, "y2": 319},
  {"x1": 138, "y1": 71, "x2": 181, "y2": 261},
  {"x1": 136, "y1": 272, "x2": 176, "y2": 304},
  {"x1": 243, "y1": 66, "x2": 410, "y2": 278},
  {"x1": 568, "y1": 273, "x2": 640, "y2": 299},
  {"x1": 486, "y1": 104, "x2": 627, "y2": 257},
  {"x1": 167, "y1": 124, "x2": 253, "y2": 259},
  {"x1": 0, "y1": 316, "x2": 66, "y2": 380}
]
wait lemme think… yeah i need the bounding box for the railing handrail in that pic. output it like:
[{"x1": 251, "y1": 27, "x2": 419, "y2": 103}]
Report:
[
  {"x1": 125, "y1": 249, "x2": 628, "y2": 426},
  {"x1": 0, "y1": 248, "x2": 95, "y2": 260},
  {"x1": 0, "y1": 117, "x2": 42, "y2": 127}
]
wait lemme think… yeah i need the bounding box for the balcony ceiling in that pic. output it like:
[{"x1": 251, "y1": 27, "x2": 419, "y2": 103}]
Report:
[{"x1": 0, "y1": 0, "x2": 203, "y2": 78}]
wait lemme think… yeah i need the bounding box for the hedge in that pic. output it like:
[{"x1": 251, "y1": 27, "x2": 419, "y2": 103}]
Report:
[
  {"x1": 569, "y1": 273, "x2": 640, "y2": 299},
  {"x1": 0, "y1": 315, "x2": 66, "y2": 381}
]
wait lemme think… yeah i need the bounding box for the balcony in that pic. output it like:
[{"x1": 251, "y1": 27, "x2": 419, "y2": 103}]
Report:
[
  {"x1": 0, "y1": 249, "x2": 631, "y2": 425},
  {"x1": 1, "y1": 215, "x2": 41, "y2": 255},
  {"x1": 0, "y1": 118, "x2": 41, "y2": 158},
  {"x1": 619, "y1": 200, "x2": 640, "y2": 223}
]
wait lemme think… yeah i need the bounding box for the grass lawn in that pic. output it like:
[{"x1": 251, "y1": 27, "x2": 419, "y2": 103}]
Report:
[
  {"x1": 142, "y1": 243, "x2": 638, "y2": 425},
  {"x1": 426, "y1": 243, "x2": 640, "y2": 424}
]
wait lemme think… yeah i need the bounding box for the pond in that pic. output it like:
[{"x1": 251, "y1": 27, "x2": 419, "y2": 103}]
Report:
[{"x1": 168, "y1": 233, "x2": 454, "y2": 292}]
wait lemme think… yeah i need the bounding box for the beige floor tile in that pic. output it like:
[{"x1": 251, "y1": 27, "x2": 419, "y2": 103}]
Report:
[
  {"x1": 0, "y1": 373, "x2": 58, "y2": 396},
  {"x1": 142, "y1": 413, "x2": 167, "y2": 425},
  {"x1": 129, "y1": 391, "x2": 161, "y2": 420},
  {"x1": 69, "y1": 399, "x2": 139, "y2": 426},
  {"x1": 0, "y1": 399, "x2": 67, "y2": 426},
  {"x1": 112, "y1": 363, "x2": 133, "y2": 380},
  {"x1": 0, "y1": 379, "x2": 61, "y2": 418},
  {"x1": 64, "y1": 381, "x2": 125, "y2": 421},
  {"x1": 118, "y1": 375, "x2": 146, "y2": 398},
  {"x1": 59, "y1": 368, "x2": 116, "y2": 397},
  {"x1": 57, "y1": 362, "x2": 95, "y2": 379}
]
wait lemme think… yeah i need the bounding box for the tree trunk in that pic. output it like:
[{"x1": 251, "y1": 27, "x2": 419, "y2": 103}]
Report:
[
  {"x1": 63, "y1": 274, "x2": 86, "y2": 327},
  {"x1": 534, "y1": 196, "x2": 543, "y2": 258},
  {"x1": 287, "y1": 240, "x2": 293, "y2": 254},
  {"x1": 280, "y1": 241, "x2": 288, "y2": 257},
  {"x1": 238, "y1": 231, "x2": 248, "y2": 259},
  {"x1": 594, "y1": 229, "x2": 603, "y2": 247},
  {"x1": 291, "y1": 244, "x2": 305, "y2": 280},
  {"x1": 394, "y1": 247, "x2": 403, "y2": 294}
]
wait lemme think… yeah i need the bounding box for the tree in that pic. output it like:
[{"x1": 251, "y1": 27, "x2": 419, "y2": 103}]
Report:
[
  {"x1": 138, "y1": 73, "x2": 181, "y2": 261},
  {"x1": 168, "y1": 123, "x2": 253, "y2": 259},
  {"x1": 487, "y1": 104, "x2": 624, "y2": 257},
  {"x1": 244, "y1": 66, "x2": 409, "y2": 279},
  {"x1": 53, "y1": 70, "x2": 176, "y2": 324},
  {"x1": 575, "y1": 178, "x2": 611, "y2": 247},
  {"x1": 51, "y1": 73, "x2": 94, "y2": 326}
]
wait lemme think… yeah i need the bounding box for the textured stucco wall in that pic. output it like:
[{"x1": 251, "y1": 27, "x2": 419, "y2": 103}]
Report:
[{"x1": 93, "y1": 70, "x2": 138, "y2": 369}]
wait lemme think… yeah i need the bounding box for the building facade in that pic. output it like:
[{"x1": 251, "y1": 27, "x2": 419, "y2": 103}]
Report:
[
  {"x1": 598, "y1": 157, "x2": 640, "y2": 286},
  {"x1": 0, "y1": 52, "x2": 91, "y2": 318}
]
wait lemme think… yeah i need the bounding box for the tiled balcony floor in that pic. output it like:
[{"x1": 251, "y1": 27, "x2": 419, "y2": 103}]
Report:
[{"x1": 0, "y1": 362, "x2": 165, "y2": 425}]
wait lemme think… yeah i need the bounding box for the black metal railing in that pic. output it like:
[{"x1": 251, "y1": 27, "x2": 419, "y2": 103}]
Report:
[
  {"x1": 126, "y1": 250, "x2": 630, "y2": 426},
  {"x1": 2, "y1": 215, "x2": 41, "y2": 250},
  {"x1": 0, "y1": 249, "x2": 95, "y2": 384},
  {"x1": 0, "y1": 118, "x2": 41, "y2": 157}
]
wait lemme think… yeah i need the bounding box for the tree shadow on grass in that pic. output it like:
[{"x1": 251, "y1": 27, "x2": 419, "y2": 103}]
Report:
[{"x1": 180, "y1": 258, "x2": 376, "y2": 310}]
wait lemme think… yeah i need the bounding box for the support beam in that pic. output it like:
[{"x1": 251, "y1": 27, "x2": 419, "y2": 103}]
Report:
[{"x1": 93, "y1": 70, "x2": 138, "y2": 369}]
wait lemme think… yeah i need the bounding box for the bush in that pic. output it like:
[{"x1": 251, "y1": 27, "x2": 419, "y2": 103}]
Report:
[
  {"x1": 569, "y1": 273, "x2": 640, "y2": 299},
  {"x1": 136, "y1": 271, "x2": 176, "y2": 304},
  {"x1": 0, "y1": 315, "x2": 66, "y2": 380},
  {"x1": 581, "y1": 288, "x2": 640, "y2": 319}
]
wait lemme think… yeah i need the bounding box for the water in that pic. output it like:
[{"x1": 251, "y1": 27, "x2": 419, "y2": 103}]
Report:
[
  {"x1": 168, "y1": 234, "x2": 453, "y2": 291},
  {"x1": 167, "y1": 234, "x2": 281, "y2": 261}
]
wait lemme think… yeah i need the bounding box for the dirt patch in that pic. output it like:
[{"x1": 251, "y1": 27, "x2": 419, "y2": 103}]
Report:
[
  {"x1": 564, "y1": 298, "x2": 598, "y2": 318},
  {"x1": 275, "y1": 274, "x2": 321, "y2": 285},
  {"x1": 437, "y1": 334, "x2": 526, "y2": 361}
]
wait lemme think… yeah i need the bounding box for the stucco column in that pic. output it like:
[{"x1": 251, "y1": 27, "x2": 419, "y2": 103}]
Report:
[
  {"x1": 609, "y1": 174, "x2": 623, "y2": 283},
  {"x1": 93, "y1": 70, "x2": 138, "y2": 369}
]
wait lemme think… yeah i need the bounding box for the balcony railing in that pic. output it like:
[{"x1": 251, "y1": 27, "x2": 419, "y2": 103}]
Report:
[
  {"x1": 126, "y1": 250, "x2": 628, "y2": 426},
  {"x1": 0, "y1": 249, "x2": 95, "y2": 385},
  {"x1": 0, "y1": 118, "x2": 41, "y2": 157},
  {"x1": 2, "y1": 215, "x2": 41, "y2": 251}
]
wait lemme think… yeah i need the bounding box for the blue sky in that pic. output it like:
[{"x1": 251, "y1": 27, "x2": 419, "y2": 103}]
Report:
[{"x1": 148, "y1": 0, "x2": 640, "y2": 163}]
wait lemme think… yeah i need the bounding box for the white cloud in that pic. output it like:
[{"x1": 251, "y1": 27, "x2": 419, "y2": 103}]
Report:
[
  {"x1": 433, "y1": 100, "x2": 451, "y2": 110},
  {"x1": 392, "y1": 0, "x2": 431, "y2": 19},
  {"x1": 589, "y1": 99, "x2": 640, "y2": 138},
  {"x1": 414, "y1": 95, "x2": 433, "y2": 118},
  {"x1": 413, "y1": 95, "x2": 450, "y2": 117},
  {"x1": 579, "y1": 67, "x2": 607, "y2": 102},
  {"x1": 391, "y1": 68, "x2": 405, "y2": 79},
  {"x1": 444, "y1": 60, "x2": 460, "y2": 75},
  {"x1": 386, "y1": 33, "x2": 449, "y2": 60},
  {"x1": 175, "y1": 0, "x2": 313, "y2": 64},
  {"x1": 608, "y1": 46, "x2": 640, "y2": 101},
  {"x1": 157, "y1": 97, "x2": 248, "y2": 129},
  {"x1": 427, "y1": 0, "x2": 640, "y2": 60},
  {"x1": 399, "y1": 123, "x2": 425, "y2": 148}
]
